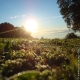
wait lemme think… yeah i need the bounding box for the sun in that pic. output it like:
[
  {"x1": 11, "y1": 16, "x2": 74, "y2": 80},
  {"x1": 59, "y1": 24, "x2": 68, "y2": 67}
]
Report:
[{"x1": 24, "y1": 19, "x2": 38, "y2": 33}]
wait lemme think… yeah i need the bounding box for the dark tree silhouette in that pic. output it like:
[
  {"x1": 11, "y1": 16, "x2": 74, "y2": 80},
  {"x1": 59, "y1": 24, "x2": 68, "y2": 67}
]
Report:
[
  {"x1": 0, "y1": 22, "x2": 14, "y2": 37},
  {"x1": 57, "y1": 0, "x2": 80, "y2": 32},
  {"x1": 65, "y1": 32, "x2": 78, "y2": 39},
  {"x1": 0, "y1": 22, "x2": 14, "y2": 32},
  {"x1": 0, "y1": 22, "x2": 32, "y2": 38}
]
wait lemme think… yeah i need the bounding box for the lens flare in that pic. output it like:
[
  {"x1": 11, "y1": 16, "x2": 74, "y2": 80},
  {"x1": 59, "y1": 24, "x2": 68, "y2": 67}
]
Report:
[{"x1": 24, "y1": 19, "x2": 38, "y2": 33}]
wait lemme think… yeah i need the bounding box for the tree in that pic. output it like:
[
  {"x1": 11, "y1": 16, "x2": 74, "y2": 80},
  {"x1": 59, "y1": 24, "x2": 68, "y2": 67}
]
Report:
[
  {"x1": 57, "y1": 0, "x2": 80, "y2": 32},
  {"x1": 65, "y1": 32, "x2": 78, "y2": 39},
  {"x1": 0, "y1": 22, "x2": 32, "y2": 38},
  {"x1": 0, "y1": 22, "x2": 14, "y2": 32},
  {"x1": 0, "y1": 22, "x2": 14, "y2": 37}
]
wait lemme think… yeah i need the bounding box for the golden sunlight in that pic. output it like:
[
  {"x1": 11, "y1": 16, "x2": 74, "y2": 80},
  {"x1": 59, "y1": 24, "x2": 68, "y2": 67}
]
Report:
[{"x1": 24, "y1": 19, "x2": 38, "y2": 33}]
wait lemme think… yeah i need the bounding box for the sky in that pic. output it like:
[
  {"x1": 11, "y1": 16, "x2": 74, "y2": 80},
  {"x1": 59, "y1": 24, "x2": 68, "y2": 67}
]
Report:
[{"x1": 0, "y1": 0, "x2": 74, "y2": 39}]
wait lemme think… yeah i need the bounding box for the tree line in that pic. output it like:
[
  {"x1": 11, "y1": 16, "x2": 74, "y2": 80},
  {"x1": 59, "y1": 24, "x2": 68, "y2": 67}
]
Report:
[{"x1": 0, "y1": 22, "x2": 32, "y2": 38}]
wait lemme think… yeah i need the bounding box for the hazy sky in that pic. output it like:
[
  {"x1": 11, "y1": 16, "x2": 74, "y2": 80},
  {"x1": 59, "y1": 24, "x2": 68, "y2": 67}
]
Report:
[{"x1": 0, "y1": 0, "x2": 73, "y2": 38}]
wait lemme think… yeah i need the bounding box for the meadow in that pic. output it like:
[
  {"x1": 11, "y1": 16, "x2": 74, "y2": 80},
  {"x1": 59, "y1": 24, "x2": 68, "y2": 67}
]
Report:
[{"x1": 0, "y1": 38, "x2": 80, "y2": 80}]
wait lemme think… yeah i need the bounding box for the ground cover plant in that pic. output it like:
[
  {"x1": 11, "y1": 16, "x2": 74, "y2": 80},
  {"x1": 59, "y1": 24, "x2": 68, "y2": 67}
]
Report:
[{"x1": 0, "y1": 38, "x2": 80, "y2": 80}]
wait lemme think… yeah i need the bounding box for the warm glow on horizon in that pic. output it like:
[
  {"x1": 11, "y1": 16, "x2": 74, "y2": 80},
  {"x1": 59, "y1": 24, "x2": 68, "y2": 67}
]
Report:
[{"x1": 24, "y1": 19, "x2": 38, "y2": 33}]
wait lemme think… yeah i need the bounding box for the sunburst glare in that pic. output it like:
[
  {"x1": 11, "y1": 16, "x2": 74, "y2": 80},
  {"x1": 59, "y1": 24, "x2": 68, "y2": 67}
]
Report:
[{"x1": 24, "y1": 19, "x2": 38, "y2": 33}]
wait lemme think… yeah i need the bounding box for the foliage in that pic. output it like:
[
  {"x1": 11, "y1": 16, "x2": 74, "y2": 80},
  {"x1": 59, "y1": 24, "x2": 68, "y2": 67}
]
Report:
[
  {"x1": 0, "y1": 38, "x2": 79, "y2": 80},
  {"x1": 66, "y1": 32, "x2": 78, "y2": 39},
  {"x1": 0, "y1": 22, "x2": 14, "y2": 37},
  {"x1": 0, "y1": 22, "x2": 32, "y2": 38},
  {"x1": 57, "y1": 0, "x2": 80, "y2": 32}
]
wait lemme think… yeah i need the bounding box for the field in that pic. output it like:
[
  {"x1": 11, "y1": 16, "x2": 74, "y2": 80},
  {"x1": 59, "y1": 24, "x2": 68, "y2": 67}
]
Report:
[{"x1": 0, "y1": 38, "x2": 80, "y2": 80}]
